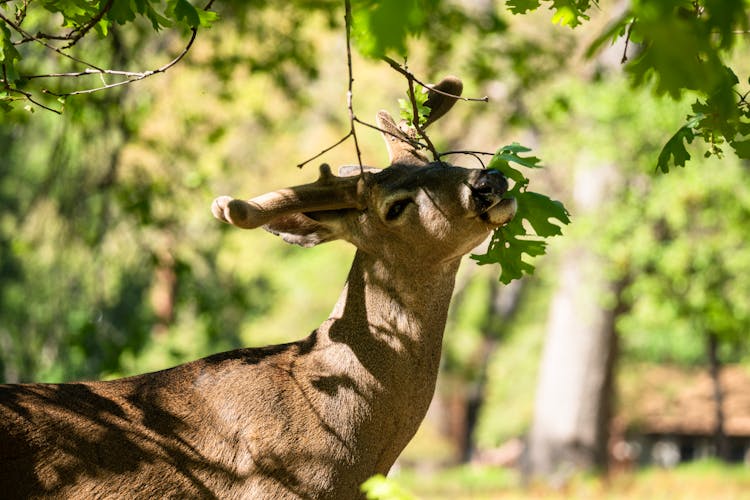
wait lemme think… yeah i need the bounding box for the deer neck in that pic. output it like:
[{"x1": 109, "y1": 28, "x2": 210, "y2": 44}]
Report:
[{"x1": 322, "y1": 249, "x2": 459, "y2": 393}]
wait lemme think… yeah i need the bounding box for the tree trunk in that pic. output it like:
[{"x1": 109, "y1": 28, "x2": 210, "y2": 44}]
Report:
[
  {"x1": 437, "y1": 274, "x2": 525, "y2": 464},
  {"x1": 524, "y1": 163, "x2": 624, "y2": 484},
  {"x1": 461, "y1": 277, "x2": 525, "y2": 462},
  {"x1": 707, "y1": 332, "x2": 729, "y2": 460},
  {"x1": 523, "y1": 252, "x2": 622, "y2": 483}
]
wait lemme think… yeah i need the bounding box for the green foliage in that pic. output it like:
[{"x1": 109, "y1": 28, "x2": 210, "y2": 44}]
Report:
[
  {"x1": 351, "y1": 0, "x2": 429, "y2": 58},
  {"x1": 594, "y1": 2, "x2": 749, "y2": 170},
  {"x1": 655, "y1": 69, "x2": 750, "y2": 172},
  {"x1": 506, "y1": 0, "x2": 592, "y2": 27},
  {"x1": 361, "y1": 474, "x2": 416, "y2": 500},
  {"x1": 398, "y1": 85, "x2": 428, "y2": 127},
  {"x1": 614, "y1": 157, "x2": 750, "y2": 364},
  {"x1": 0, "y1": 0, "x2": 217, "y2": 111},
  {"x1": 517, "y1": 0, "x2": 750, "y2": 169},
  {"x1": 472, "y1": 144, "x2": 570, "y2": 284},
  {"x1": 656, "y1": 115, "x2": 699, "y2": 172},
  {"x1": 0, "y1": 25, "x2": 21, "y2": 97}
]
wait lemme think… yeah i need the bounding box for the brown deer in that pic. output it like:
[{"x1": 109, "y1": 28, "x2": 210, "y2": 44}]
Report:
[{"x1": 0, "y1": 77, "x2": 516, "y2": 499}]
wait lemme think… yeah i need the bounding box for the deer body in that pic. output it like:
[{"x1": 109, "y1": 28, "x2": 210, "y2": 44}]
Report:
[{"x1": 0, "y1": 79, "x2": 516, "y2": 499}]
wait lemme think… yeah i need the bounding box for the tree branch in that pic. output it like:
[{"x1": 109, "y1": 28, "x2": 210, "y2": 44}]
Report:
[
  {"x1": 62, "y1": 0, "x2": 115, "y2": 50},
  {"x1": 43, "y1": 26, "x2": 200, "y2": 98},
  {"x1": 295, "y1": 1, "x2": 490, "y2": 170},
  {"x1": 439, "y1": 150, "x2": 494, "y2": 168},
  {"x1": 382, "y1": 56, "x2": 489, "y2": 103},
  {"x1": 0, "y1": 0, "x2": 216, "y2": 110},
  {"x1": 405, "y1": 68, "x2": 439, "y2": 161},
  {"x1": 344, "y1": 0, "x2": 363, "y2": 169}
]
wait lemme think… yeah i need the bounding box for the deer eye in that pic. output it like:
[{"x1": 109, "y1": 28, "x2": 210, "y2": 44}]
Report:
[{"x1": 385, "y1": 198, "x2": 413, "y2": 221}]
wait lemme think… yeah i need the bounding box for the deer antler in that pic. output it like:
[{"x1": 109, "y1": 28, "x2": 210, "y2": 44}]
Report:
[{"x1": 212, "y1": 164, "x2": 370, "y2": 229}]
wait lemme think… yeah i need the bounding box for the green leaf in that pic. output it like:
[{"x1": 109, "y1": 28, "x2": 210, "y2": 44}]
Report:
[
  {"x1": 351, "y1": 0, "x2": 425, "y2": 58},
  {"x1": 626, "y1": 14, "x2": 726, "y2": 98},
  {"x1": 134, "y1": 0, "x2": 172, "y2": 31},
  {"x1": 473, "y1": 222, "x2": 548, "y2": 284},
  {"x1": 169, "y1": 0, "x2": 200, "y2": 28},
  {"x1": 487, "y1": 143, "x2": 542, "y2": 189},
  {"x1": 506, "y1": 1, "x2": 590, "y2": 28},
  {"x1": 518, "y1": 191, "x2": 570, "y2": 237},
  {"x1": 656, "y1": 116, "x2": 700, "y2": 173},
  {"x1": 41, "y1": 0, "x2": 101, "y2": 28},
  {"x1": 398, "y1": 86, "x2": 429, "y2": 127},
  {"x1": 0, "y1": 23, "x2": 21, "y2": 83},
  {"x1": 505, "y1": 0, "x2": 542, "y2": 15},
  {"x1": 474, "y1": 143, "x2": 570, "y2": 283},
  {"x1": 730, "y1": 139, "x2": 750, "y2": 159},
  {"x1": 107, "y1": 0, "x2": 136, "y2": 24},
  {"x1": 361, "y1": 474, "x2": 415, "y2": 500},
  {"x1": 197, "y1": 9, "x2": 218, "y2": 28}
]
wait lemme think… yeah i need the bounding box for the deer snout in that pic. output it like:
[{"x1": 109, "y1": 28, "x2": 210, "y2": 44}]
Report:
[
  {"x1": 473, "y1": 169, "x2": 509, "y2": 196},
  {"x1": 469, "y1": 169, "x2": 516, "y2": 227},
  {"x1": 469, "y1": 169, "x2": 509, "y2": 212}
]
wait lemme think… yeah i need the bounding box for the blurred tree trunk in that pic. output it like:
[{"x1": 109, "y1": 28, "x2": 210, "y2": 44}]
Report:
[
  {"x1": 462, "y1": 278, "x2": 525, "y2": 462},
  {"x1": 439, "y1": 275, "x2": 525, "y2": 464},
  {"x1": 524, "y1": 163, "x2": 625, "y2": 483},
  {"x1": 706, "y1": 332, "x2": 729, "y2": 460}
]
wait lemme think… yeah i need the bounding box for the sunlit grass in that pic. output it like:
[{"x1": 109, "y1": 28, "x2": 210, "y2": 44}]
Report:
[{"x1": 385, "y1": 460, "x2": 750, "y2": 499}]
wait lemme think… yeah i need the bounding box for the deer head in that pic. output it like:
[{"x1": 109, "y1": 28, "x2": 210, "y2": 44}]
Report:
[{"x1": 212, "y1": 76, "x2": 516, "y2": 268}]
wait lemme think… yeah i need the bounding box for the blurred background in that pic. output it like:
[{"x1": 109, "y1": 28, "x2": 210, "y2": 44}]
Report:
[{"x1": 1, "y1": 1, "x2": 749, "y2": 497}]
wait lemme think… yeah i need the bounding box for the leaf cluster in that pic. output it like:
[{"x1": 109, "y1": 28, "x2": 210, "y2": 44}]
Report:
[
  {"x1": 507, "y1": 1, "x2": 750, "y2": 170},
  {"x1": 398, "y1": 85, "x2": 429, "y2": 127},
  {"x1": 657, "y1": 71, "x2": 750, "y2": 172},
  {"x1": 0, "y1": 0, "x2": 218, "y2": 111},
  {"x1": 582, "y1": 0, "x2": 750, "y2": 170},
  {"x1": 351, "y1": 0, "x2": 433, "y2": 58},
  {"x1": 471, "y1": 144, "x2": 570, "y2": 284},
  {"x1": 506, "y1": 0, "x2": 594, "y2": 28}
]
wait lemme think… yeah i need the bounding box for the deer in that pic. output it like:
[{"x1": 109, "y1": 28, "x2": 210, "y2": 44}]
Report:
[{"x1": 0, "y1": 77, "x2": 516, "y2": 499}]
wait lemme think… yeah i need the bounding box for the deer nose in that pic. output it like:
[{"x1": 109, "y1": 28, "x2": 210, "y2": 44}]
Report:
[{"x1": 473, "y1": 169, "x2": 508, "y2": 196}]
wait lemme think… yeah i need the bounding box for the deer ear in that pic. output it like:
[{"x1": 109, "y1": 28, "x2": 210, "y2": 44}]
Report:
[
  {"x1": 422, "y1": 75, "x2": 463, "y2": 128},
  {"x1": 263, "y1": 212, "x2": 344, "y2": 248},
  {"x1": 376, "y1": 110, "x2": 428, "y2": 166}
]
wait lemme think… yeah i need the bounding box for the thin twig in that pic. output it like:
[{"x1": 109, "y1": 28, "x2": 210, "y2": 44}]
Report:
[
  {"x1": 3, "y1": 63, "x2": 61, "y2": 113},
  {"x1": 440, "y1": 150, "x2": 494, "y2": 157},
  {"x1": 26, "y1": 68, "x2": 154, "y2": 79},
  {"x1": 344, "y1": 0, "x2": 363, "y2": 169},
  {"x1": 440, "y1": 150, "x2": 494, "y2": 168},
  {"x1": 1, "y1": 0, "x2": 215, "y2": 107},
  {"x1": 353, "y1": 116, "x2": 427, "y2": 150},
  {"x1": 621, "y1": 19, "x2": 635, "y2": 64},
  {"x1": 62, "y1": 0, "x2": 115, "y2": 50},
  {"x1": 44, "y1": 24, "x2": 200, "y2": 97},
  {"x1": 0, "y1": 11, "x2": 106, "y2": 72},
  {"x1": 296, "y1": 0, "x2": 364, "y2": 170},
  {"x1": 405, "y1": 71, "x2": 439, "y2": 161},
  {"x1": 297, "y1": 131, "x2": 353, "y2": 168},
  {"x1": 383, "y1": 56, "x2": 488, "y2": 102}
]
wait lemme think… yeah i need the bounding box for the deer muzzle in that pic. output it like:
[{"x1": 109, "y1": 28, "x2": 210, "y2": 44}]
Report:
[{"x1": 470, "y1": 169, "x2": 516, "y2": 227}]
